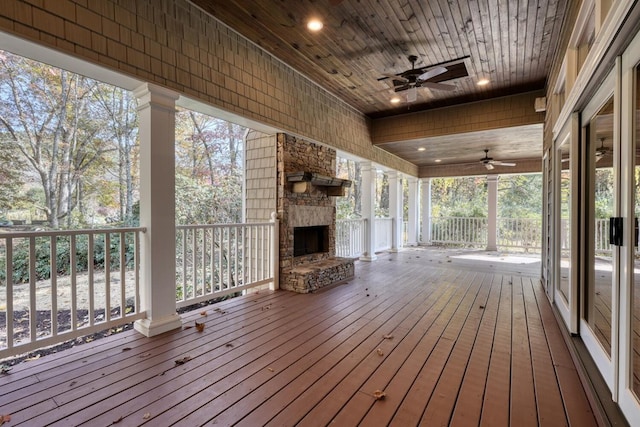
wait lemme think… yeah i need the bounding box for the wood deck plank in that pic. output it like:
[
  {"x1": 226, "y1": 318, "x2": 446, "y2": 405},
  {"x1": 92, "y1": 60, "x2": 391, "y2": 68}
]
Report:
[
  {"x1": 2, "y1": 291, "x2": 299, "y2": 421},
  {"x1": 326, "y1": 272, "x2": 482, "y2": 426},
  {"x1": 509, "y1": 276, "x2": 539, "y2": 427},
  {"x1": 299, "y1": 271, "x2": 472, "y2": 426},
  {"x1": 531, "y1": 276, "x2": 598, "y2": 427},
  {"x1": 50, "y1": 282, "x2": 374, "y2": 426},
  {"x1": 480, "y1": 274, "x2": 513, "y2": 427},
  {"x1": 78, "y1": 256, "x2": 441, "y2": 426},
  {"x1": 448, "y1": 274, "x2": 503, "y2": 426},
  {"x1": 417, "y1": 272, "x2": 496, "y2": 426},
  {"x1": 388, "y1": 271, "x2": 486, "y2": 425},
  {"x1": 522, "y1": 276, "x2": 569, "y2": 427},
  {"x1": 0, "y1": 248, "x2": 600, "y2": 427},
  {"x1": 228, "y1": 266, "x2": 457, "y2": 427}
]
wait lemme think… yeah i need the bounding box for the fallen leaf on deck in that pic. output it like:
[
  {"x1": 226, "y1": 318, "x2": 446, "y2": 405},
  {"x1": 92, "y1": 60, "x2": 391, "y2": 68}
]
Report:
[
  {"x1": 122, "y1": 347, "x2": 132, "y2": 352},
  {"x1": 195, "y1": 321, "x2": 205, "y2": 332},
  {"x1": 383, "y1": 334, "x2": 393, "y2": 340},
  {"x1": 200, "y1": 311, "x2": 208, "y2": 316},
  {"x1": 267, "y1": 367, "x2": 274, "y2": 372},
  {"x1": 479, "y1": 305, "x2": 485, "y2": 309},
  {"x1": 376, "y1": 348, "x2": 384, "y2": 356},
  {"x1": 69, "y1": 381, "x2": 77, "y2": 387},
  {"x1": 225, "y1": 343, "x2": 234, "y2": 348},
  {"x1": 0, "y1": 415, "x2": 11, "y2": 425},
  {"x1": 25, "y1": 354, "x2": 41, "y2": 361},
  {"x1": 214, "y1": 308, "x2": 222, "y2": 312},
  {"x1": 175, "y1": 356, "x2": 192, "y2": 365},
  {"x1": 183, "y1": 325, "x2": 193, "y2": 330},
  {"x1": 0, "y1": 365, "x2": 11, "y2": 374},
  {"x1": 112, "y1": 416, "x2": 123, "y2": 424},
  {"x1": 373, "y1": 390, "x2": 386, "y2": 400},
  {"x1": 143, "y1": 413, "x2": 151, "y2": 419},
  {"x1": 138, "y1": 353, "x2": 151, "y2": 358}
]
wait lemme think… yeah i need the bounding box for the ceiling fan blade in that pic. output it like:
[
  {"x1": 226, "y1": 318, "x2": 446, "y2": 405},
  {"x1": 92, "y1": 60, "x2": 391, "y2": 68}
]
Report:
[
  {"x1": 379, "y1": 73, "x2": 409, "y2": 83},
  {"x1": 418, "y1": 66, "x2": 447, "y2": 81},
  {"x1": 394, "y1": 84, "x2": 412, "y2": 92},
  {"x1": 420, "y1": 81, "x2": 456, "y2": 91},
  {"x1": 491, "y1": 161, "x2": 516, "y2": 166}
]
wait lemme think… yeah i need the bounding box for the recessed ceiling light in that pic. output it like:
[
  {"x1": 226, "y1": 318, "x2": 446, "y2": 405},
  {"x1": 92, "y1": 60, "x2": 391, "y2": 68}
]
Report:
[
  {"x1": 477, "y1": 78, "x2": 490, "y2": 86},
  {"x1": 435, "y1": 159, "x2": 442, "y2": 163},
  {"x1": 417, "y1": 147, "x2": 426, "y2": 151},
  {"x1": 390, "y1": 96, "x2": 401, "y2": 104},
  {"x1": 307, "y1": 19, "x2": 323, "y2": 31}
]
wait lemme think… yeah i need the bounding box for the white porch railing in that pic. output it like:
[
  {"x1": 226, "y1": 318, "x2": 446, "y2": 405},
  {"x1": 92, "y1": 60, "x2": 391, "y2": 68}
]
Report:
[
  {"x1": 1, "y1": 227, "x2": 145, "y2": 359},
  {"x1": 430, "y1": 217, "x2": 488, "y2": 247},
  {"x1": 335, "y1": 219, "x2": 366, "y2": 258},
  {"x1": 175, "y1": 221, "x2": 276, "y2": 309},
  {"x1": 374, "y1": 217, "x2": 393, "y2": 252},
  {"x1": 497, "y1": 218, "x2": 542, "y2": 251}
]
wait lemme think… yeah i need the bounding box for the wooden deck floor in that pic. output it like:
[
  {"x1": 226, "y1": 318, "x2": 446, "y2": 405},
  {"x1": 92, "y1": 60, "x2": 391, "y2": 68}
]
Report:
[{"x1": 0, "y1": 248, "x2": 598, "y2": 426}]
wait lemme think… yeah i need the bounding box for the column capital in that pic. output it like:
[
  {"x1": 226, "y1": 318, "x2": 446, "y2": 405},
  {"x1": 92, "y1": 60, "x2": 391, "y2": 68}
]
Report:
[{"x1": 133, "y1": 83, "x2": 180, "y2": 111}]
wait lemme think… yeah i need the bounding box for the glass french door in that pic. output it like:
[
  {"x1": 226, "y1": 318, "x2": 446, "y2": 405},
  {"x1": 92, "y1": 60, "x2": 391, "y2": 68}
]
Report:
[
  {"x1": 578, "y1": 28, "x2": 640, "y2": 422},
  {"x1": 617, "y1": 27, "x2": 640, "y2": 421},
  {"x1": 581, "y1": 68, "x2": 618, "y2": 392},
  {"x1": 554, "y1": 115, "x2": 579, "y2": 333}
]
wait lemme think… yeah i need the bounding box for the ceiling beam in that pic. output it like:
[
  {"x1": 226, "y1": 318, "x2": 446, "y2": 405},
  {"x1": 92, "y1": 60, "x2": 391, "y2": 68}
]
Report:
[{"x1": 371, "y1": 90, "x2": 545, "y2": 145}]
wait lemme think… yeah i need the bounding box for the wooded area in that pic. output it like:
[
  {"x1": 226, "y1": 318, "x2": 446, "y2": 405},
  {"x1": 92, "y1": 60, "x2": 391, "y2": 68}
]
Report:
[{"x1": 0, "y1": 50, "x2": 244, "y2": 229}]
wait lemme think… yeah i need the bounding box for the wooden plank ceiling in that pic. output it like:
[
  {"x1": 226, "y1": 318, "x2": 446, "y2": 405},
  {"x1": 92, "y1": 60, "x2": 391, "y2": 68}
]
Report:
[{"x1": 191, "y1": 0, "x2": 569, "y2": 172}]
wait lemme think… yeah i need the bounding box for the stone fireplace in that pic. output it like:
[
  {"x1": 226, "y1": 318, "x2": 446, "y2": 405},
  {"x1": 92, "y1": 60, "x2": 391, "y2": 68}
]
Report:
[{"x1": 276, "y1": 134, "x2": 355, "y2": 293}]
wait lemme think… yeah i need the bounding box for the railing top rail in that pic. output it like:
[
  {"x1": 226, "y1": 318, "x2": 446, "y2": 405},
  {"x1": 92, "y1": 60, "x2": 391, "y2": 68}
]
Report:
[
  {"x1": 176, "y1": 222, "x2": 273, "y2": 230},
  {"x1": 0, "y1": 226, "x2": 147, "y2": 239},
  {"x1": 430, "y1": 217, "x2": 542, "y2": 221}
]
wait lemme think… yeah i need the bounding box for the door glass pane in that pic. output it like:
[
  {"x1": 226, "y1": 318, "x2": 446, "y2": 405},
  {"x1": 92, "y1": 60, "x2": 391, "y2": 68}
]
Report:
[
  {"x1": 586, "y1": 97, "x2": 615, "y2": 357},
  {"x1": 633, "y1": 64, "x2": 640, "y2": 398},
  {"x1": 559, "y1": 142, "x2": 571, "y2": 301}
]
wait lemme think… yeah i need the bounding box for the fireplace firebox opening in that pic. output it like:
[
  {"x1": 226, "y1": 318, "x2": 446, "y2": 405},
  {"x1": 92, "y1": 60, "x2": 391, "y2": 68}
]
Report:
[{"x1": 293, "y1": 226, "x2": 329, "y2": 257}]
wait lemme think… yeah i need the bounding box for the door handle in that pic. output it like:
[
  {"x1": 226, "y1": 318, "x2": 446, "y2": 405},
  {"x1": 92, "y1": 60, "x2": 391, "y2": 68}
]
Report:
[
  {"x1": 609, "y1": 217, "x2": 623, "y2": 246},
  {"x1": 635, "y1": 217, "x2": 638, "y2": 247}
]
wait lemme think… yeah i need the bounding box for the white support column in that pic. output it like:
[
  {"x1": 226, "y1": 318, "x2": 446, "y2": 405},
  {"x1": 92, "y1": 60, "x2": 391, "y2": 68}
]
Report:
[
  {"x1": 360, "y1": 161, "x2": 377, "y2": 261},
  {"x1": 133, "y1": 83, "x2": 182, "y2": 337},
  {"x1": 487, "y1": 174, "x2": 499, "y2": 251},
  {"x1": 388, "y1": 170, "x2": 403, "y2": 252},
  {"x1": 420, "y1": 178, "x2": 432, "y2": 244},
  {"x1": 407, "y1": 177, "x2": 419, "y2": 246}
]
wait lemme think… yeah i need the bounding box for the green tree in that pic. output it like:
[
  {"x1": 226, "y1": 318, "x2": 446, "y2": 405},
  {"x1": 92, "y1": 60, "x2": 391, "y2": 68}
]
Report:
[{"x1": 0, "y1": 52, "x2": 118, "y2": 228}]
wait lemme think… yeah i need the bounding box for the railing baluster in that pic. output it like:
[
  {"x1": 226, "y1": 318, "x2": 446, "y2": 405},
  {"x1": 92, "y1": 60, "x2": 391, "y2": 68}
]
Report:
[
  {"x1": 105, "y1": 233, "x2": 111, "y2": 322},
  {"x1": 70, "y1": 235, "x2": 77, "y2": 331},
  {"x1": 6, "y1": 238, "x2": 14, "y2": 349},
  {"x1": 29, "y1": 236, "x2": 37, "y2": 342},
  {"x1": 119, "y1": 231, "x2": 126, "y2": 318},
  {"x1": 88, "y1": 233, "x2": 95, "y2": 327},
  {"x1": 50, "y1": 235, "x2": 57, "y2": 337}
]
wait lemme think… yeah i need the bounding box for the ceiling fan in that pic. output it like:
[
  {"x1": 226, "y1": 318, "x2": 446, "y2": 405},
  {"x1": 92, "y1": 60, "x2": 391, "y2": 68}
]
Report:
[
  {"x1": 479, "y1": 149, "x2": 516, "y2": 170},
  {"x1": 378, "y1": 55, "x2": 456, "y2": 101}
]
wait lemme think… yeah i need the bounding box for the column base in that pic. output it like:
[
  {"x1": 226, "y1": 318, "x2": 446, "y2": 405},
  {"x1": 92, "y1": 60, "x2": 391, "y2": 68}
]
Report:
[
  {"x1": 485, "y1": 245, "x2": 498, "y2": 251},
  {"x1": 360, "y1": 254, "x2": 378, "y2": 262},
  {"x1": 134, "y1": 313, "x2": 182, "y2": 337}
]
